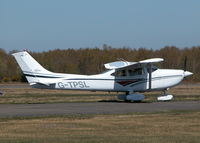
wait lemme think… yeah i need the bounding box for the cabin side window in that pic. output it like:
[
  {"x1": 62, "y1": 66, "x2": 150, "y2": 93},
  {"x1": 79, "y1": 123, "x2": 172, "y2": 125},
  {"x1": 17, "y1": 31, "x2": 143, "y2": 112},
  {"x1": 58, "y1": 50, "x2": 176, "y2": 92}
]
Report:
[
  {"x1": 128, "y1": 68, "x2": 143, "y2": 76},
  {"x1": 113, "y1": 70, "x2": 126, "y2": 77},
  {"x1": 112, "y1": 68, "x2": 143, "y2": 77}
]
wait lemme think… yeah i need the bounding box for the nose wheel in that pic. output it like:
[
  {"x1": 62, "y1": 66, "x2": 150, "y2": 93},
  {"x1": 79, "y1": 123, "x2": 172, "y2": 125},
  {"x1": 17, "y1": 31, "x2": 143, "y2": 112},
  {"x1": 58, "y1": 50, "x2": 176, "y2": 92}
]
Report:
[{"x1": 157, "y1": 90, "x2": 173, "y2": 101}]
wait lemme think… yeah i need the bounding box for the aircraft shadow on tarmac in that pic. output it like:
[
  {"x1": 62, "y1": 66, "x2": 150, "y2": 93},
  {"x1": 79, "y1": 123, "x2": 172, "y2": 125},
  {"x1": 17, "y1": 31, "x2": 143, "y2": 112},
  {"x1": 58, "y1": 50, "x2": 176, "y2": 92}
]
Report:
[{"x1": 98, "y1": 99, "x2": 152, "y2": 103}]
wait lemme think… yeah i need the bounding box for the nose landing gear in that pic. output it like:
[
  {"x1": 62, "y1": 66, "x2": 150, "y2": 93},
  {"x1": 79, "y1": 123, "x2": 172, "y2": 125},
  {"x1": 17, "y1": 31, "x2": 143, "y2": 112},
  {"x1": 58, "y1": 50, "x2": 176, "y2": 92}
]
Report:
[{"x1": 157, "y1": 90, "x2": 173, "y2": 101}]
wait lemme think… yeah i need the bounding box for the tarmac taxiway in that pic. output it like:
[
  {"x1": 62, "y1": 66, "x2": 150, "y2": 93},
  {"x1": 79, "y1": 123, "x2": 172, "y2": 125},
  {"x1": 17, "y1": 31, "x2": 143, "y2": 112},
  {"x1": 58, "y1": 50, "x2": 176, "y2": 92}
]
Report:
[{"x1": 0, "y1": 101, "x2": 200, "y2": 118}]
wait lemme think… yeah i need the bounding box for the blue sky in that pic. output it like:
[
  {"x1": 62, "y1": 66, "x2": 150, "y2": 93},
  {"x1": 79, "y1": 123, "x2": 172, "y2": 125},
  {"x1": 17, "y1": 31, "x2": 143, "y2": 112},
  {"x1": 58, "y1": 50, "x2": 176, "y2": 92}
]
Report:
[{"x1": 1, "y1": 0, "x2": 200, "y2": 52}]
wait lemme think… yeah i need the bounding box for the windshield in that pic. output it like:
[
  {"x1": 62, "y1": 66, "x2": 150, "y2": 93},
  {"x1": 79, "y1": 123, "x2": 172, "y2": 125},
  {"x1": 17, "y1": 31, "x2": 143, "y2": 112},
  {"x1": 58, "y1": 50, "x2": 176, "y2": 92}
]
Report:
[{"x1": 152, "y1": 66, "x2": 158, "y2": 72}]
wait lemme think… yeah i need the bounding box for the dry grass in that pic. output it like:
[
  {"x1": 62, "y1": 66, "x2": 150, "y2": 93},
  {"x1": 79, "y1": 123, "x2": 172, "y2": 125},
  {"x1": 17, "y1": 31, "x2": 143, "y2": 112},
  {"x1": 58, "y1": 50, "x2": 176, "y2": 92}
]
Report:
[
  {"x1": 0, "y1": 83, "x2": 200, "y2": 103},
  {"x1": 0, "y1": 111, "x2": 200, "y2": 143},
  {"x1": 0, "y1": 83, "x2": 117, "y2": 103}
]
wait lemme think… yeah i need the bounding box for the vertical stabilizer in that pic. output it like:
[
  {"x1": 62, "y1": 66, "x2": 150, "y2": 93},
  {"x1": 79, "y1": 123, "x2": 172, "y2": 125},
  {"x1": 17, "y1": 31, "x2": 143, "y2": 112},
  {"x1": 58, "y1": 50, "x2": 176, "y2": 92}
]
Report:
[{"x1": 12, "y1": 51, "x2": 52, "y2": 83}]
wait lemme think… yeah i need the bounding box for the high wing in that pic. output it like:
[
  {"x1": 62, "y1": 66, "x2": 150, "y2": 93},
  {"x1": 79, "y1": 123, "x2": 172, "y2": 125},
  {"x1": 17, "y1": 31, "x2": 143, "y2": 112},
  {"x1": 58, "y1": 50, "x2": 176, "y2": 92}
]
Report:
[{"x1": 104, "y1": 58, "x2": 164, "y2": 70}]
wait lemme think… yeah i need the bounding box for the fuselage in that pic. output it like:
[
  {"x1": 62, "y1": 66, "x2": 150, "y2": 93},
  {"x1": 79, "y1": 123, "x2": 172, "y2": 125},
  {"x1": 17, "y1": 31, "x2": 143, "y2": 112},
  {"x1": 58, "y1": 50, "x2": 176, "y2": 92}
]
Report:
[{"x1": 28, "y1": 68, "x2": 187, "y2": 93}]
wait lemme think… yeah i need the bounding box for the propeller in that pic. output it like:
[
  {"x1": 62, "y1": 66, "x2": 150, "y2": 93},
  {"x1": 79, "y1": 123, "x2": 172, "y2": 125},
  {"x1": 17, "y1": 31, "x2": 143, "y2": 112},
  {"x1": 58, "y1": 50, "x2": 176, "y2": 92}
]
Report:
[
  {"x1": 183, "y1": 56, "x2": 187, "y2": 71},
  {"x1": 183, "y1": 56, "x2": 193, "y2": 77}
]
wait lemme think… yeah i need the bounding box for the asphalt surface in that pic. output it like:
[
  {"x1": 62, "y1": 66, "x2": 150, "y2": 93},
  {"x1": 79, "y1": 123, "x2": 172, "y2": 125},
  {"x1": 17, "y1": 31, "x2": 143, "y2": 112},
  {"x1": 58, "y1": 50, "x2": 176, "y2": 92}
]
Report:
[{"x1": 0, "y1": 101, "x2": 200, "y2": 118}]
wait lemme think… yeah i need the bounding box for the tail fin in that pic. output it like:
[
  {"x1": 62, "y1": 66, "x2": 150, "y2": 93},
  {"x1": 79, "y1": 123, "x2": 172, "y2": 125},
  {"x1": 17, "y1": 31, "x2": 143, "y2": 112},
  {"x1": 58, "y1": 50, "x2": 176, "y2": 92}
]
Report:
[{"x1": 12, "y1": 51, "x2": 52, "y2": 84}]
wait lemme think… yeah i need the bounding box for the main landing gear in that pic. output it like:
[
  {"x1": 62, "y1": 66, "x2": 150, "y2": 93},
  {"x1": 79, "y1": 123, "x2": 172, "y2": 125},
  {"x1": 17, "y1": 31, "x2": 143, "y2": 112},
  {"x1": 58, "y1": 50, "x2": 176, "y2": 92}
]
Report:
[
  {"x1": 117, "y1": 91, "x2": 145, "y2": 102},
  {"x1": 157, "y1": 90, "x2": 173, "y2": 101}
]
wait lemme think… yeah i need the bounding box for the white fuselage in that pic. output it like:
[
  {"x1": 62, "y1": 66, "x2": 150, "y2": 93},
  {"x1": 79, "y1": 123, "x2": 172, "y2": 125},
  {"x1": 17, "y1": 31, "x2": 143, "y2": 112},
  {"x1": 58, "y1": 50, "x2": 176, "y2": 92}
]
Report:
[{"x1": 28, "y1": 68, "x2": 185, "y2": 92}]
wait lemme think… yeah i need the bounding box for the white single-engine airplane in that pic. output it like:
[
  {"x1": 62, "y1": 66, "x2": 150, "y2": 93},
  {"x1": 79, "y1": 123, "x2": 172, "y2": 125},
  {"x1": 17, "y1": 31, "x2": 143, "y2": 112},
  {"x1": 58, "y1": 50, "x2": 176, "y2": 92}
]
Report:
[{"x1": 12, "y1": 51, "x2": 193, "y2": 101}]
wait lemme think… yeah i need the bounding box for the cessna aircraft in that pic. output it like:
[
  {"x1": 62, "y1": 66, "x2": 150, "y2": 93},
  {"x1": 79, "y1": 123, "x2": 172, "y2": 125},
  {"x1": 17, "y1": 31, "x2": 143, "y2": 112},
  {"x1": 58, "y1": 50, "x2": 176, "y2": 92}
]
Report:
[{"x1": 12, "y1": 51, "x2": 193, "y2": 101}]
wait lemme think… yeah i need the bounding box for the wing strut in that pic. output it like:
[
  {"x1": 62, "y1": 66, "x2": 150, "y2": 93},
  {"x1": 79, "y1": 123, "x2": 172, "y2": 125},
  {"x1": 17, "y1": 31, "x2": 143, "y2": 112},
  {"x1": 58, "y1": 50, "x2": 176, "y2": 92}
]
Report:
[{"x1": 148, "y1": 63, "x2": 152, "y2": 90}]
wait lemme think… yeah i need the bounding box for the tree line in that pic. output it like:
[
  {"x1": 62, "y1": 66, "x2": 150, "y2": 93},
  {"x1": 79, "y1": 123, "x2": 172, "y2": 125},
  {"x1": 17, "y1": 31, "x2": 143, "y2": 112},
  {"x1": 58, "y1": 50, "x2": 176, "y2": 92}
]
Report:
[{"x1": 0, "y1": 45, "x2": 199, "y2": 82}]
